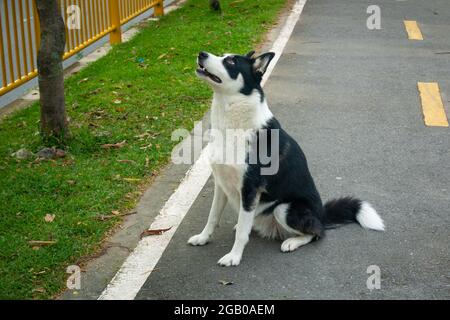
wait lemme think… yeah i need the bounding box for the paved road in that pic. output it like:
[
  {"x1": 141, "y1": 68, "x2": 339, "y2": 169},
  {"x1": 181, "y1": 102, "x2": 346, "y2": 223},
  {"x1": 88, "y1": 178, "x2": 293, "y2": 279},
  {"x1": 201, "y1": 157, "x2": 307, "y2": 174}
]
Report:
[{"x1": 136, "y1": 0, "x2": 449, "y2": 299}]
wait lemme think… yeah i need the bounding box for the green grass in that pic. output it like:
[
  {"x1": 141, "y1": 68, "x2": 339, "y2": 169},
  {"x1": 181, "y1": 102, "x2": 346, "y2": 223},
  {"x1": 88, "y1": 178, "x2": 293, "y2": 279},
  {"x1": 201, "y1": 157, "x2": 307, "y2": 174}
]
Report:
[{"x1": 0, "y1": 0, "x2": 286, "y2": 299}]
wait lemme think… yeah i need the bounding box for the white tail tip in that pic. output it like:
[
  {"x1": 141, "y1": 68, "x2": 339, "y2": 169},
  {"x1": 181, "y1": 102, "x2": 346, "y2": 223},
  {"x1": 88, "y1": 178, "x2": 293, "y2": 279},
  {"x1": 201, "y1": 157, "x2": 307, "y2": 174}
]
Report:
[{"x1": 356, "y1": 202, "x2": 385, "y2": 231}]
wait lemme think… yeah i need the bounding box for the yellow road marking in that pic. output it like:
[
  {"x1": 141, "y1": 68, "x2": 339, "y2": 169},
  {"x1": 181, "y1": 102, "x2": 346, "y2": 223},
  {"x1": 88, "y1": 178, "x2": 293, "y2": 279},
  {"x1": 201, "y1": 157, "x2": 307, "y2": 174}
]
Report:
[
  {"x1": 417, "y1": 82, "x2": 448, "y2": 127},
  {"x1": 404, "y1": 20, "x2": 424, "y2": 40}
]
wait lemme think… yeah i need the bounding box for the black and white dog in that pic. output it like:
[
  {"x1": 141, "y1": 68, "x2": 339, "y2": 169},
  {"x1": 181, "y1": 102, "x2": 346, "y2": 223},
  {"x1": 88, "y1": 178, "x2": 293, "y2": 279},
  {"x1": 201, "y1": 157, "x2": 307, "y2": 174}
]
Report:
[{"x1": 188, "y1": 50, "x2": 385, "y2": 267}]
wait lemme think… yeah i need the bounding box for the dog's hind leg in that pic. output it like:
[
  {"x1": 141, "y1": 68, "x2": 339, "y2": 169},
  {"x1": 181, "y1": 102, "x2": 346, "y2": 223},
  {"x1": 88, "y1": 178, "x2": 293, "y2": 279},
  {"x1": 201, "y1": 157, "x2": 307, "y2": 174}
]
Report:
[
  {"x1": 273, "y1": 202, "x2": 324, "y2": 252},
  {"x1": 188, "y1": 183, "x2": 227, "y2": 246}
]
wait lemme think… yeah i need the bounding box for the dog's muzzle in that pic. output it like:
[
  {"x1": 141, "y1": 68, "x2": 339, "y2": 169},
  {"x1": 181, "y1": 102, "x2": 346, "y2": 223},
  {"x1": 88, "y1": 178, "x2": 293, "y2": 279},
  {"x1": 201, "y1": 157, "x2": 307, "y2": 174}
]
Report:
[{"x1": 196, "y1": 52, "x2": 222, "y2": 83}]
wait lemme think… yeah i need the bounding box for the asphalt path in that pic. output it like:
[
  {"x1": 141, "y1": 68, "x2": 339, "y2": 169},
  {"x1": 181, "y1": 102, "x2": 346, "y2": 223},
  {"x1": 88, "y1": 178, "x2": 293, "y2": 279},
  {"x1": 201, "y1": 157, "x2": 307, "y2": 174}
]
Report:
[{"x1": 134, "y1": 0, "x2": 450, "y2": 299}]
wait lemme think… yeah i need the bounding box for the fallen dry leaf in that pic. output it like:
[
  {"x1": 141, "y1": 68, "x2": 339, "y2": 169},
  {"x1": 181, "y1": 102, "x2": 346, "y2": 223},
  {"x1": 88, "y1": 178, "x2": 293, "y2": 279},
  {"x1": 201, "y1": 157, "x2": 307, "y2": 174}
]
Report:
[
  {"x1": 78, "y1": 77, "x2": 89, "y2": 84},
  {"x1": 81, "y1": 88, "x2": 101, "y2": 98},
  {"x1": 111, "y1": 210, "x2": 121, "y2": 216},
  {"x1": 117, "y1": 159, "x2": 136, "y2": 164},
  {"x1": 28, "y1": 240, "x2": 56, "y2": 246},
  {"x1": 123, "y1": 177, "x2": 141, "y2": 182},
  {"x1": 101, "y1": 140, "x2": 126, "y2": 149},
  {"x1": 44, "y1": 214, "x2": 55, "y2": 223},
  {"x1": 219, "y1": 280, "x2": 234, "y2": 286},
  {"x1": 157, "y1": 53, "x2": 167, "y2": 60},
  {"x1": 93, "y1": 210, "x2": 137, "y2": 221},
  {"x1": 140, "y1": 227, "x2": 172, "y2": 238},
  {"x1": 135, "y1": 132, "x2": 151, "y2": 139}
]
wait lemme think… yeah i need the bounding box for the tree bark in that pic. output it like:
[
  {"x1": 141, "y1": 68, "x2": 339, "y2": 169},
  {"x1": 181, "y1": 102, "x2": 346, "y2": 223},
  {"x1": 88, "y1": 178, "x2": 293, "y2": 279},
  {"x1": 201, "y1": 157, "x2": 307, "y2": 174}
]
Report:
[{"x1": 36, "y1": 0, "x2": 70, "y2": 140}]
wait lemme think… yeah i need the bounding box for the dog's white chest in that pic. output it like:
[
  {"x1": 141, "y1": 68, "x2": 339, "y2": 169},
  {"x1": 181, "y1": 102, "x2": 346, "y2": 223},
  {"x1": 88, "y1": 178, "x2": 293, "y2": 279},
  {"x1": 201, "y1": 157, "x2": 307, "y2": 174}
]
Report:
[
  {"x1": 206, "y1": 90, "x2": 273, "y2": 211},
  {"x1": 207, "y1": 125, "x2": 248, "y2": 190}
]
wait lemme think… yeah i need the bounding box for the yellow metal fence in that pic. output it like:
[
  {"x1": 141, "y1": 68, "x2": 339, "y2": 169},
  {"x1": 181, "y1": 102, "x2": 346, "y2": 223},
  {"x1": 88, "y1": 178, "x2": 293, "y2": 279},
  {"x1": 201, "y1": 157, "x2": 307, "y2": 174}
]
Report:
[{"x1": 0, "y1": 0, "x2": 163, "y2": 96}]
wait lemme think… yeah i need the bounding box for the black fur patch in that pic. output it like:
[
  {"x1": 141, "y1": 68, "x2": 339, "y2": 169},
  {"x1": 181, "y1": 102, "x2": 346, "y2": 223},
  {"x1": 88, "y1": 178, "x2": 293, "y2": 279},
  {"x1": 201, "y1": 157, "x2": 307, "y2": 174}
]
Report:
[
  {"x1": 222, "y1": 55, "x2": 265, "y2": 102},
  {"x1": 241, "y1": 117, "x2": 323, "y2": 219},
  {"x1": 240, "y1": 117, "x2": 364, "y2": 237},
  {"x1": 324, "y1": 197, "x2": 362, "y2": 226}
]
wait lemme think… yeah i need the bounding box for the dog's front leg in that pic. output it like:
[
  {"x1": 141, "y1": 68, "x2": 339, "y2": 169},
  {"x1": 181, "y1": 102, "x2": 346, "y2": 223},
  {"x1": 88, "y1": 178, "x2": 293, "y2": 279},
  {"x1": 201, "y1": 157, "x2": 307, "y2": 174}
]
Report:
[
  {"x1": 188, "y1": 182, "x2": 227, "y2": 246},
  {"x1": 218, "y1": 205, "x2": 256, "y2": 267}
]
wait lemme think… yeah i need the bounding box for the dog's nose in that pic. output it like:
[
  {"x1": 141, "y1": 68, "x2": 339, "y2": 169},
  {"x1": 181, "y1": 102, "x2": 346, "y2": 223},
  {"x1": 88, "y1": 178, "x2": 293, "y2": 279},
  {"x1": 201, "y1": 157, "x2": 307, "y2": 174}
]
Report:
[{"x1": 198, "y1": 51, "x2": 209, "y2": 60}]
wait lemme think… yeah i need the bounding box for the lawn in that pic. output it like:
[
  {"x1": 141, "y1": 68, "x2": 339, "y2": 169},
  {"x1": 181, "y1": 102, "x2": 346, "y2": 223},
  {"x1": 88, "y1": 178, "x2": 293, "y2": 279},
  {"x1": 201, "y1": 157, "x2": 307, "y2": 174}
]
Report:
[{"x1": 0, "y1": 0, "x2": 287, "y2": 299}]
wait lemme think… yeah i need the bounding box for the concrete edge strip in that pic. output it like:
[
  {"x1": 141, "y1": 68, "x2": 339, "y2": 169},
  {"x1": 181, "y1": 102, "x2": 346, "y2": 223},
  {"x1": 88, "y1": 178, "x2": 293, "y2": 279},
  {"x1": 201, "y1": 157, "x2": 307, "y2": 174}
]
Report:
[{"x1": 98, "y1": 0, "x2": 308, "y2": 300}]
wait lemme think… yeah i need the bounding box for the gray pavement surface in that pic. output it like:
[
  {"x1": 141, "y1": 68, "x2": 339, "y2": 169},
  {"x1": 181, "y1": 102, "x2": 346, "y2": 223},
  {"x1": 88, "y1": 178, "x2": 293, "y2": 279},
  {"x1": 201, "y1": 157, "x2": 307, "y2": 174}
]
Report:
[{"x1": 135, "y1": 0, "x2": 450, "y2": 299}]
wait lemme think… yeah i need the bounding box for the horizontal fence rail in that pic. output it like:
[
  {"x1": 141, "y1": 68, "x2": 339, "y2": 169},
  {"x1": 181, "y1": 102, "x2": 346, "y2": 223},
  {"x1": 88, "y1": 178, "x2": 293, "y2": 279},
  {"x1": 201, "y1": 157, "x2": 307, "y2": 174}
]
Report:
[{"x1": 0, "y1": 0, "x2": 163, "y2": 97}]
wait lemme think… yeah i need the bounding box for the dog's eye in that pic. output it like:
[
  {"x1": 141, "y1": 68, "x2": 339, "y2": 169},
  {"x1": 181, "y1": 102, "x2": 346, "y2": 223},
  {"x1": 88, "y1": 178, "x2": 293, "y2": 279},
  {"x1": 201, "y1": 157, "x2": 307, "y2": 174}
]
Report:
[{"x1": 225, "y1": 57, "x2": 235, "y2": 66}]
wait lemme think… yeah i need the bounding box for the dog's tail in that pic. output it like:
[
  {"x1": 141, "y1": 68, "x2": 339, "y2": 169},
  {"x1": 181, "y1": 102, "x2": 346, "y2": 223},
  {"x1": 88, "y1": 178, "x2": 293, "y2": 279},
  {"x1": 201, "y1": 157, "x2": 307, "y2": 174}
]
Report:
[{"x1": 324, "y1": 197, "x2": 385, "y2": 231}]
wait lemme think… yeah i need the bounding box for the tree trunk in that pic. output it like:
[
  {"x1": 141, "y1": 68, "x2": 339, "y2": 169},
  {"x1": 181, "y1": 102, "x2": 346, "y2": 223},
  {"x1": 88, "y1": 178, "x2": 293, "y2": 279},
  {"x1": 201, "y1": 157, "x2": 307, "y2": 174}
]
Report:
[{"x1": 36, "y1": 0, "x2": 70, "y2": 140}]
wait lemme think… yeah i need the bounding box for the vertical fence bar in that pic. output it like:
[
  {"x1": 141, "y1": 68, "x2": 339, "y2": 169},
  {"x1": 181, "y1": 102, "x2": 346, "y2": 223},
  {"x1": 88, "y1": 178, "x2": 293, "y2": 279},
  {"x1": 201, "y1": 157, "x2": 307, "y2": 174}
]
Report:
[
  {"x1": 10, "y1": 0, "x2": 22, "y2": 79},
  {"x1": 126, "y1": 0, "x2": 129, "y2": 18},
  {"x1": 99, "y1": 0, "x2": 104, "y2": 32},
  {"x1": 122, "y1": 0, "x2": 126, "y2": 21},
  {"x1": 123, "y1": 0, "x2": 127, "y2": 21},
  {"x1": 63, "y1": 0, "x2": 70, "y2": 51},
  {"x1": 72, "y1": 0, "x2": 79, "y2": 49},
  {"x1": 25, "y1": 0, "x2": 35, "y2": 72},
  {"x1": 69, "y1": 0, "x2": 76, "y2": 50},
  {"x1": 100, "y1": 0, "x2": 106, "y2": 32},
  {"x1": 4, "y1": 2, "x2": 15, "y2": 82},
  {"x1": 77, "y1": 0, "x2": 82, "y2": 47},
  {"x1": 109, "y1": 0, "x2": 122, "y2": 44},
  {"x1": 18, "y1": 0, "x2": 29, "y2": 75},
  {"x1": 106, "y1": 0, "x2": 110, "y2": 28},
  {"x1": 90, "y1": 0, "x2": 96, "y2": 36},
  {"x1": 123, "y1": 0, "x2": 127, "y2": 22},
  {"x1": 154, "y1": 0, "x2": 164, "y2": 17},
  {"x1": 0, "y1": 8, "x2": 8, "y2": 87},
  {"x1": 79, "y1": 0, "x2": 87, "y2": 44},
  {"x1": 32, "y1": 0, "x2": 41, "y2": 49},
  {"x1": 96, "y1": 0, "x2": 101, "y2": 34},
  {"x1": 88, "y1": 0, "x2": 94, "y2": 40},
  {"x1": 130, "y1": 0, "x2": 134, "y2": 19}
]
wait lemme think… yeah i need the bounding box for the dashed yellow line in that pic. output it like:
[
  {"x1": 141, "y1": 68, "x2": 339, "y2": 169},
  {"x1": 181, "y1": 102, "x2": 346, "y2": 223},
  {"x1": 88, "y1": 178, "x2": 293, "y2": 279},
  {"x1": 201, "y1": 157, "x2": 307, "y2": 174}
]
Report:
[
  {"x1": 417, "y1": 82, "x2": 448, "y2": 127},
  {"x1": 404, "y1": 20, "x2": 424, "y2": 40}
]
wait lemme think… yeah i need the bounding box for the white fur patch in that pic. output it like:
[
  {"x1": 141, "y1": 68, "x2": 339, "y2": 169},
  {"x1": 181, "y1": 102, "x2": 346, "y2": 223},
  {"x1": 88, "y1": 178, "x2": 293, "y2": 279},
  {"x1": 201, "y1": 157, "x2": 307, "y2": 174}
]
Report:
[
  {"x1": 253, "y1": 214, "x2": 292, "y2": 240},
  {"x1": 356, "y1": 201, "x2": 385, "y2": 231}
]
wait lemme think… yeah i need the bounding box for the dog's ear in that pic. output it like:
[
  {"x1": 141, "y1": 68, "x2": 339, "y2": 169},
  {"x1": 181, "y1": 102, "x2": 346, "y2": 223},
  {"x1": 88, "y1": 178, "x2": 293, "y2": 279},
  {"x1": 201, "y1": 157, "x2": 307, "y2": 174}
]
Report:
[
  {"x1": 245, "y1": 50, "x2": 255, "y2": 58},
  {"x1": 253, "y1": 52, "x2": 275, "y2": 76}
]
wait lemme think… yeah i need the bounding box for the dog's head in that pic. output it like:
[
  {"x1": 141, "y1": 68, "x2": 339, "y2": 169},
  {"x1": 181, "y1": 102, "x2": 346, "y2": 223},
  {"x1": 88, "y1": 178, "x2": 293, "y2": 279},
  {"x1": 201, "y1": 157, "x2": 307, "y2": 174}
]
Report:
[{"x1": 196, "y1": 50, "x2": 275, "y2": 97}]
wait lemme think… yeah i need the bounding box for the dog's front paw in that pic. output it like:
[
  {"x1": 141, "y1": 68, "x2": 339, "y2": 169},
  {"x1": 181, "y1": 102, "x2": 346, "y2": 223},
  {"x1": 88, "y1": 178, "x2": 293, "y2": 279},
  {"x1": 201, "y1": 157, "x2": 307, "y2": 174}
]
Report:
[
  {"x1": 218, "y1": 252, "x2": 241, "y2": 267},
  {"x1": 187, "y1": 233, "x2": 210, "y2": 246}
]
